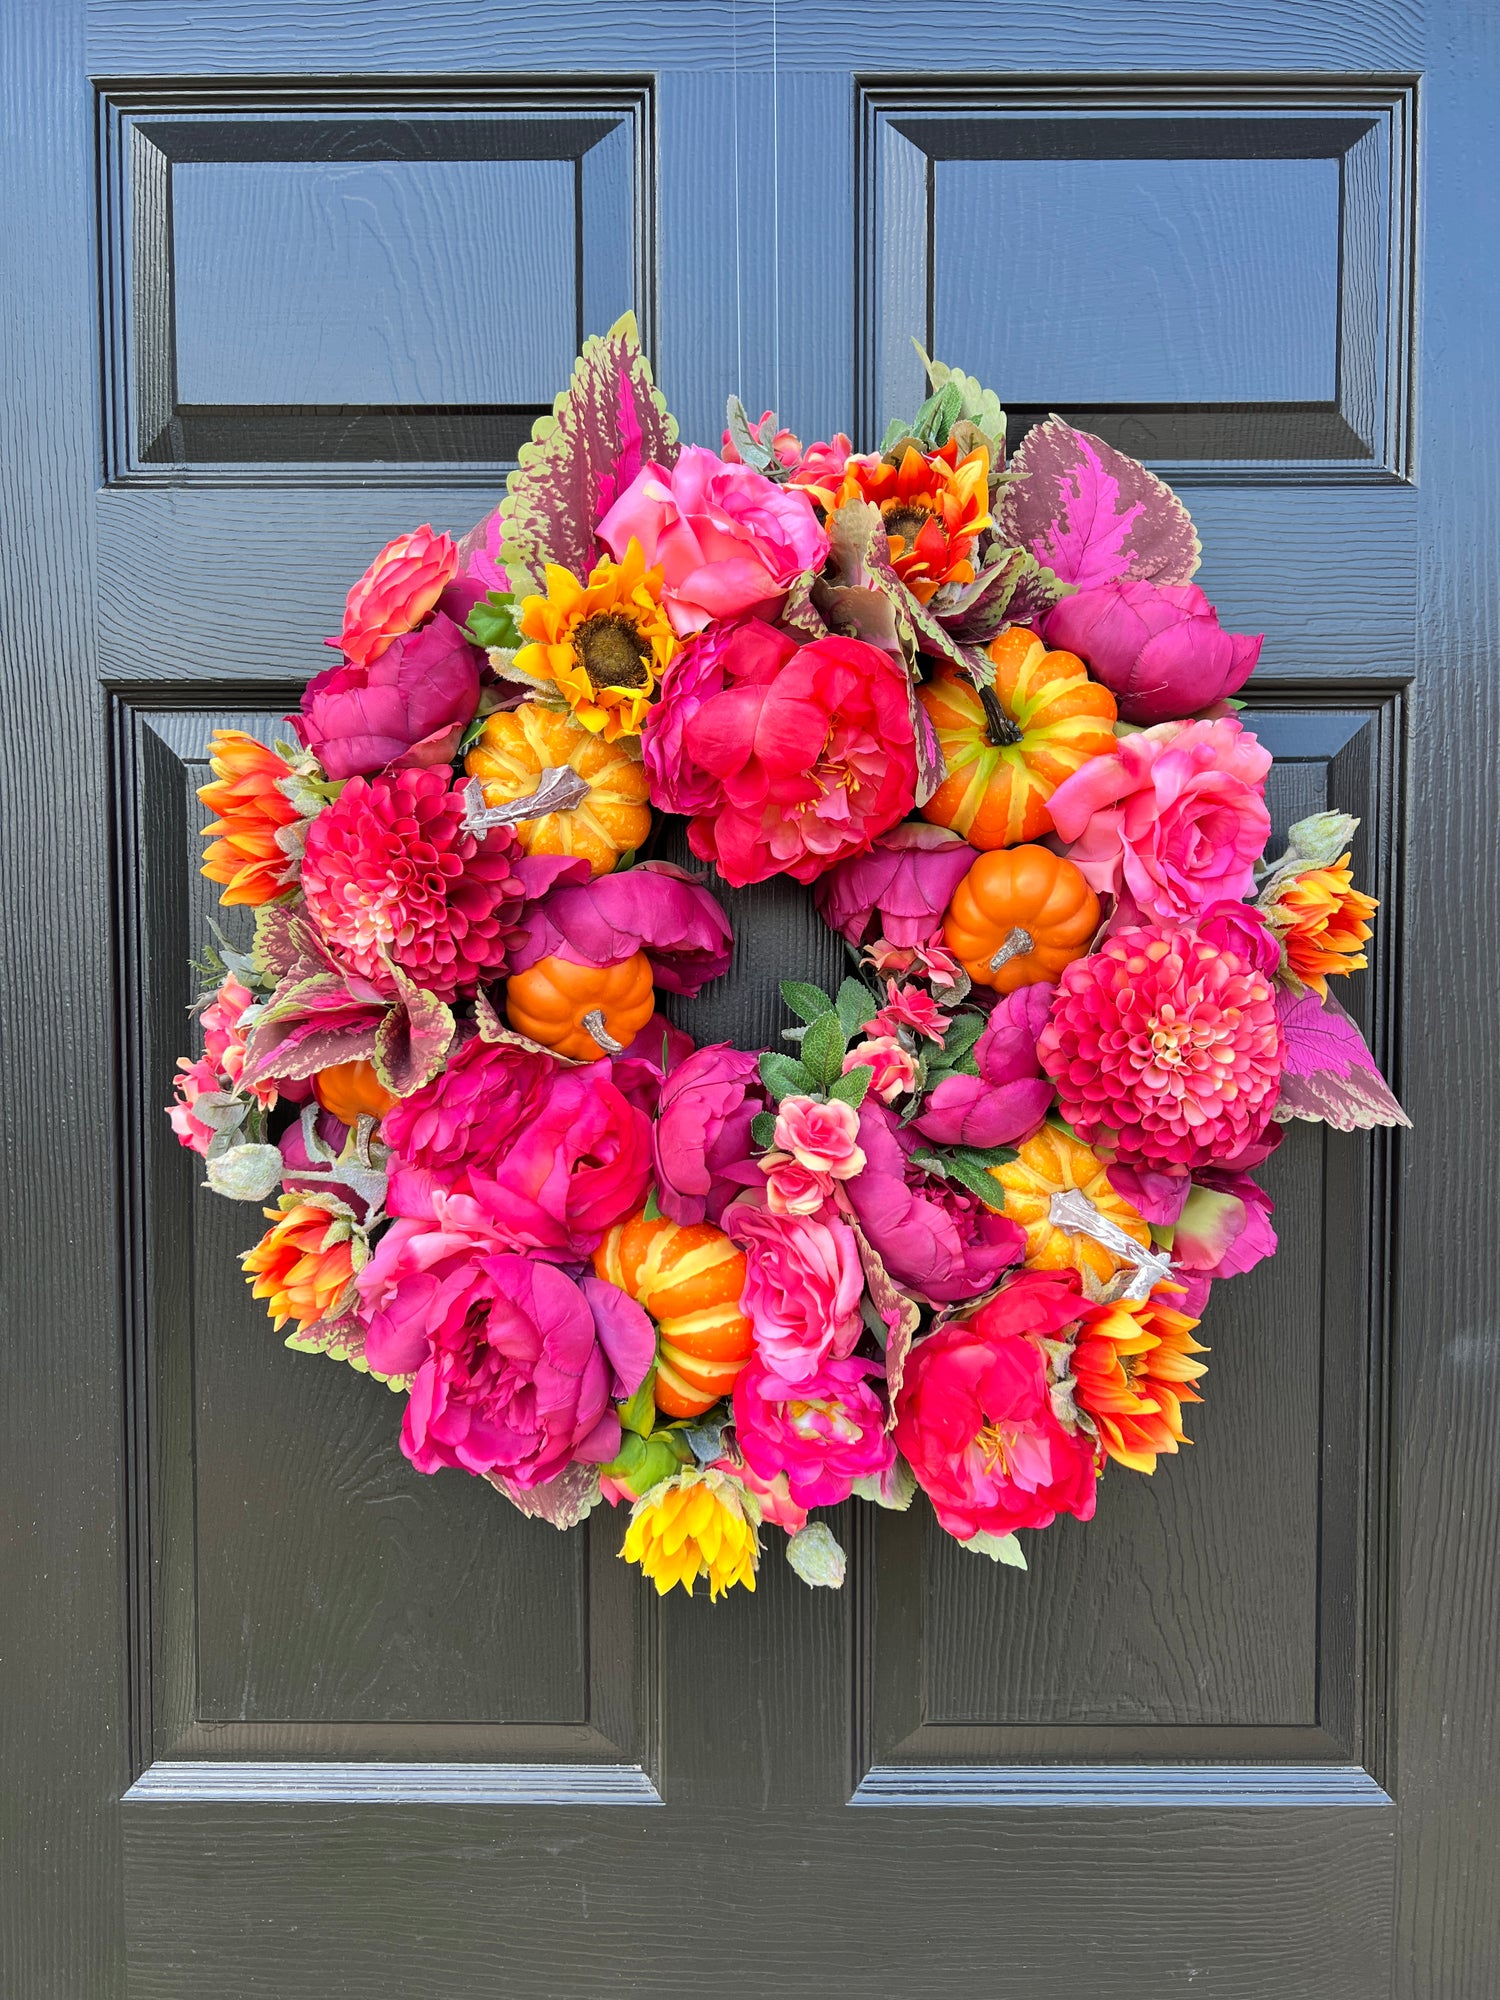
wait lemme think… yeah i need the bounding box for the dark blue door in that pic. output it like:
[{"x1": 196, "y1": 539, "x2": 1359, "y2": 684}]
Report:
[{"x1": 4, "y1": 4, "x2": 1495, "y2": 1996}]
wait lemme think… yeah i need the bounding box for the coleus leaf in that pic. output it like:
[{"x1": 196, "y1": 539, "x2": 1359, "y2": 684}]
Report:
[
  {"x1": 498, "y1": 311, "x2": 679, "y2": 595},
  {"x1": 1273, "y1": 988, "x2": 1410, "y2": 1132},
  {"x1": 836, "y1": 1191, "x2": 921, "y2": 1428},
  {"x1": 372, "y1": 962, "x2": 455, "y2": 1098},
  {"x1": 819, "y1": 498, "x2": 994, "y2": 689},
  {"x1": 486, "y1": 1462, "x2": 602, "y2": 1530},
  {"x1": 999, "y1": 415, "x2": 1201, "y2": 591}
]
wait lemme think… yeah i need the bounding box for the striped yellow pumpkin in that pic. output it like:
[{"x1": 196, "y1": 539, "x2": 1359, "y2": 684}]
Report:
[
  {"x1": 465, "y1": 700, "x2": 651, "y2": 877},
  {"x1": 593, "y1": 1211, "x2": 753, "y2": 1418}
]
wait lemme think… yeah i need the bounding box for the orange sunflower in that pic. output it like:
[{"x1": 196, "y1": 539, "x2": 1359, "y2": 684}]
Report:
[
  {"x1": 835, "y1": 437, "x2": 992, "y2": 602},
  {"x1": 242, "y1": 1194, "x2": 364, "y2": 1331},
  {"x1": 514, "y1": 538, "x2": 678, "y2": 740},
  {"x1": 1070, "y1": 1286, "x2": 1208, "y2": 1475},
  {"x1": 1264, "y1": 855, "x2": 1378, "y2": 998},
  {"x1": 197, "y1": 729, "x2": 300, "y2": 907}
]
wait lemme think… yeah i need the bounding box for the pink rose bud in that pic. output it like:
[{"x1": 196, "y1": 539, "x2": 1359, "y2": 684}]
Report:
[
  {"x1": 761, "y1": 1153, "x2": 836, "y2": 1218},
  {"x1": 842, "y1": 1035, "x2": 919, "y2": 1104},
  {"x1": 772, "y1": 1095, "x2": 866, "y2": 1180}
]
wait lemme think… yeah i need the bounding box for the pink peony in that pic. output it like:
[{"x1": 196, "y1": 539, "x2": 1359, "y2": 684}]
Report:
[
  {"x1": 642, "y1": 617, "x2": 920, "y2": 887},
  {"x1": 508, "y1": 861, "x2": 732, "y2": 997},
  {"x1": 652, "y1": 1043, "x2": 766, "y2": 1225},
  {"x1": 1046, "y1": 716, "x2": 1272, "y2": 924},
  {"x1": 760, "y1": 1153, "x2": 837, "y2": 1217},
  {"x1": 1195, "y1": 898, "x2": 1281, "y2": 977},
  {"x1": 381, "y1": 1036, "x2": 556, "y2": 1184},
  {"x1": 893, "y1": 1270, "x2": 1097, "y2": 1541},
  {"x1": 773, "y1": 1095, "x2": 865, "y2": 1179},
  {"x1": 733, "y1": 1353, "x2": 895, "y2": 1507},
  {"x1": 1044, "y1": 579, "x2": 1262, "y2": 726},
  {"x1": 333, "y1": 525, "x2": 459, "y2": 668},
  {"x1": 295, "y1": 610, "x2": 481, "y2": 779},
  {"x1": 842, "y1": 1034, "x2": 919, "y2": 1104},
  {"x1": 301, "y1": 766, "x2": 585, "y2": 1001},
  {"x1": 814, "y1": 822, "x2": 977, "y2": 948},
  {"x1": 1038, "y1": 926, "x2": 1283, "y2": 1172},
  {"x1": 723, "y1": 1202, "x2": 864, "y2": 1383},
  {"x1": 382, "y1": 1247, "x2": 653, "y2": 1485},
  {"x1": 843, "y1": 1100, "x2": 1025, "y2": 1305},
  {"x1": 913, "y1": 985, "x2": 1055, "y2": 1150},
  {"x1": 596, "y1": 444, "x2": 829, "y2": 637}
]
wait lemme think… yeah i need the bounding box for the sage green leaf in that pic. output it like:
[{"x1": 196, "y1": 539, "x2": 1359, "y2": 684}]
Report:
[
  {"x1": 617, "y1": 1371, "x2": 657, "y2": 1439},
  {"x1": 828, "y1": 1062, "x2": 872, "y2": 1111},
  {"x1": 750, "y1": 1109, "x2": 779, "y2": 1150},
  {"x1": 835, "y1": 976, "x2": 880, "y2": 1039},
  {"x1": 463, "y1": 590, "x2": 523, "y2": 651},
  {"x1": 759, "y1": 1050, "x2": 813, "y2": 1101},
  {"x1": 798, "y1": 1010, "x2": 848, "y2": 1089},
  {"x1": 780, "y1": 979, "x2": 834, "y2": 1024}
]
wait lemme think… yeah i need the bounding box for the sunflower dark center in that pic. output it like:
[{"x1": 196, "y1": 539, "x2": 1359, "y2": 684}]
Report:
[
  {"x1": 575, "y1": 613, "x2": 651, "y2": 690},
  {"x1": 881, "y1": 504, "x2": 936, "y2": 548}
]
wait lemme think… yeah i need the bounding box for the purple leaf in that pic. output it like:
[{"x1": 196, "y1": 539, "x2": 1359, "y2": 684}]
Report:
[
  {"x1": 241, "y1": 973, "x2": 386, "y2": 1087},
  {"x1": 498, "y1": 312, "x2": 680, "y2": 594},
  {"x1": 1274, "y1": 988, "x2": 1410, "y2": 1133},
  {"x1": 999, "y1": 417, "x2": 1201, "y2": 591},
  {"x1": 929, "y1": 545, "x2": 1073, "y2": 643},
  {"x1": 836, "y1": 1191, "x2": 921, "y2": 1430}
]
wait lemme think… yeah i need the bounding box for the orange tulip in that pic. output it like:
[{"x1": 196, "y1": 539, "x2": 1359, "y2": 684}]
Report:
[
  {"x1": 1071, "y1": 1286, "x2": 1208, "y2": 1475},
  {"x1": 1265, "y1": 855, "x2": 1377, "y2": 999},
  {"x1": 198, "y1": 729, "x2": 300, "y2": 907},
  {"x1": 241, "y1": 1194, "x2": 364, "y2": 1331}
]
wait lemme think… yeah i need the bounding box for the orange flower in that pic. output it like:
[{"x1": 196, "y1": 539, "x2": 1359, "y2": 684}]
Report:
[
  {"x1": 198, "y1": 729, "x2": 300, "y2": 906},
  {"x1": 241, "y1": 1194, "x2": 364, "y2": 1330},
  {"x1": 1070, "y1": 1287, "x2": 1208, "y2": 1475},
  {"x1": 835, "y1": 438, "x2": 992, "y2": 602},
  {"x1": 1266, "y1": 855, "x2": 1377, "y2": 999}
]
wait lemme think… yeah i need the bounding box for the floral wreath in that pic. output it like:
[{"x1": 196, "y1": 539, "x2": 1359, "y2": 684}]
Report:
[{"x1": 170, "y1": 315, "x2": 1407, "y2": 1601}]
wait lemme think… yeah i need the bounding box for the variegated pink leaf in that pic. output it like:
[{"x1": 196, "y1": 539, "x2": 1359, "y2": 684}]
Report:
[
  {"x1": 1274, "y1": 988, "x2": 1410, "y2": 1132},
  {"x1": 999, "y1": 416, "x2": 1201, "y2": 591}
]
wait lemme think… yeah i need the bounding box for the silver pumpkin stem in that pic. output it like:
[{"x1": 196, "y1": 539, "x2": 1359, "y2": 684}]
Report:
[
  {"x1": 989, "y1": 926, "x2": 1035, "y2": 973},
  {"x1": 581, "y1": 1009, "x2": 626, "y2": 1055}
]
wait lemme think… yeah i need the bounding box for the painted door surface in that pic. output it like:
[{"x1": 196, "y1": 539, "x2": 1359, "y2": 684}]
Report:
[{"x1": 4, "y1": 3, "x2": 1497, "y2": 1996}]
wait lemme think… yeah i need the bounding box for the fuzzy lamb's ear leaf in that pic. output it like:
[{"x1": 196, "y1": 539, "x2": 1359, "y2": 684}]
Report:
[
  {"x1": 498, "y1": 312, "x2": 680, "y2": 595},
  {"x1": 999, "y1": 416, "x2": 1201, "y2": 590},
  {"x1": 958, "y1": 1528, "x2": 1028, "y2": 1568}
]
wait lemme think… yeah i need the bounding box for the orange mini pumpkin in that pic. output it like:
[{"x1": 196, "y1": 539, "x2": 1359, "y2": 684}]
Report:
[
  {"x1": 504, "y1": 950, "x2": 655, "y2": 1060},
  {"x1": 943, "y1": 845, "x2": 1100, "y2": 992},
  {"x1": 594, "y1": 1211, "x2": 754, "y2": 1417},
  {"x1": 312, "y1": 1057, "x2": 397, "y2": 1125},
  {"x1": 465, "y1": 701, "x2": 652, "y2": 878},
  {"x1": 991, "y1": 1124, "x2": 1153, "y2": 1285},
  {"x1": 918, "y1": 628, "x2": 1117, "y2": 849}
]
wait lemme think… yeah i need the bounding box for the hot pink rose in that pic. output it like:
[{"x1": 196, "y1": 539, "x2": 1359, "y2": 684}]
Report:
[
  {"x1": 1194, "y1": 898, "x2": 1281, "y2": 977},
  {"x1": 1044, "y1": 579, "x2": 1262, "y2": 726},
  {"x1": 651, "y1": 1043, "x2": 766, "y2": 1225},
  {"x1": 843, "y1": 1034, "x2": 919, "y2": 1104},
  {"x1": 814, "y1": 821, "x2": 977, "y2": 948},
  {"x1": 332, "y1": 525, "x2": 459, "y2": 668},
  {"x1": 723, "y1": 1202, "x2": 865, "y2": 1383},
  {"x1": 893, "y1": 1270, "x2": 1097, "y2": 1540},
  {"x1": 734, "y1": 1354, "x2": 895, "y2": 1508},
  {"x1": 295, "y1": 610, "x2": 481, "y2": 780},
  {"x1": 596, "y1": 445, "x2": 829, "y2": 637},
  {"x1": 1046, "y1": 716, "x2": 1272, "y2": 923},
  {"x1": 761, "y1": 1153, "x2": 837, "y2": 1217},
  {"x1": 773, "y1": 1095, "x2": 865, "y2": 1180},
  {"x1": 167, "y1": 1053, "x2": 221, "y2": 1155}
]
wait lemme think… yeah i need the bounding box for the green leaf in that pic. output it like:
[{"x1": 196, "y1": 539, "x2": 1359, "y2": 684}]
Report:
[
  {"x1": 835, "y1": 976, "x2": 880, "y2": 1040},
  {"x1": 463, "y1": 589, "x2": 523, "y2": 651},
  {"x1": 938, "y1": 1151, "x2": 1009, "y2": 1209},
  {"x1": 959, "y1": 1529, "x2": 1027, "y2": 1569},
  {"x1": 617, "y1": 1371, "x2": 657, "y2": 1438},
  {"x1": 951, "y1": 1142, "x2": 1019, "y2": 1170},
  {"x1": 798, "y1": 1010, "x2": 848, "y2": 1090},
  {"x1": 828, "y1": 1062, "x2": 872, "y2": 1111},
  {"x1": 759, "y1": 1050, "x2": 813, "y2": 1102},
  {"x1": 942, "y1": 1011, "x2": 987, "y2": 1063},
  {"x1": 643, "y1": 1184, "x2": 662, "y2": 1222},
  {"x1": 750, "y1": 1109, "x2": 779, "y2": 1150},
  {"x1": 726, "y1": 394, "x2": 775, "y2": 472},
  {"x1": 913, "y1": 342, "x2": 1008, "y2": 457},
  {"x1": 780, "y1": 978, "x2": 834, "y2": 1025}
]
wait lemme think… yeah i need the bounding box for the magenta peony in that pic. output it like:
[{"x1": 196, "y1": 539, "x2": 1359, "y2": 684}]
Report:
[
  {"x1": 843, "y1": 1100, "x2": 1025, "y2": 1305},
  {"x1": 893, "y1": 1270, "x2": 1097, "y2": 1540},
  {"x1": 381, "y1": 1035, "x2": 557, "y2": 1183},
  {"x1": 596, "y1": 445, "x2": 829, "y2": 636},
  {"x1": 733, "y1": 1353, "x2": 895, "y2": 1507},
  {"x1": 295, "y1": 610, "x2": 481, "y2": 779},
  {"x1": 723, "y1": 1201, "x2": 865, "y2": 1382},
  {"x1": 913, "y1": 985, "x2": 1055, "y2": 1149},
  {"x1": 1046, "y1": 716, "x2": 1271, "y2": 924},
  {"x1": 508, "y1": 861, "x2": 733, "y2": 997},
  {"x1": 652, "y1": 1043, "x2": 766, "y2": 1225},
  {"x1": 333, "y1": 525, "x2": 459, "y2": 668},
  {"x1": 301, "y1": 766, "x2": 585, "y2": 1001},
  {"x1": 641, "y1": 617, "x2": 920, "y2": 887},
  {"x1": 814, "y1": 822, "x2": 977, "y2": 948},
  {"x1": 609, "y1": 1015, "x2": 696, "y2": 1120},
  {"x1": 1194, "y1": 898, "x2": 1281, "y2": 977},
  {"x1": 1044, "y1": 579, "x2": 1263, "y2": 726},
  {"x1": 1038, "y1": 926, "x2": 1283, "y2": 1172},
  {"x1": 773, "y1": 1095, "x2": 865, "y2": 1179},
  {"x1": 382, "y1": 1248, "x2": 653, "y2": 1485}
]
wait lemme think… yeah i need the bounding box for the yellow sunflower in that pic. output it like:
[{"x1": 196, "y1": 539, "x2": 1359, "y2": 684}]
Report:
[{"x1": 515, "y1": 538, "x2": 678, "y2": 740}]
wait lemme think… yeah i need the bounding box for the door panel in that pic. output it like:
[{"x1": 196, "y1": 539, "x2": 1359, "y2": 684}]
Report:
[{"x1": 7, "y1": 1, "x2": 1499, "y2": 1996}]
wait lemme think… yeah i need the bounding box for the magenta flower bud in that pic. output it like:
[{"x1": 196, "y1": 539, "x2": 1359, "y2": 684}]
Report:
[
  {"x1": 1045, "y1": 579, "x2": 1262, "y2": 726},
  {"x1": 652, "y1": 1043, "x2": 767, "y2": 1225},
  {"x1": 294, "y1": 610, "x2": 482, "y2": 779},
  {"x1": 814, "y1": 822, "x2": 976, "y2": 948}
]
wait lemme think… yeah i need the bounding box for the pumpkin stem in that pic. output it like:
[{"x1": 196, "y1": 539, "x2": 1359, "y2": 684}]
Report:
[
  {"x1": 978, "y1": 685, "x2": 1023, "y2": 748},
  {"x1": 581, "y1": 1007, "x2": 626, "y2": 1055},
  {"x1": 989, "y1": 926, "x2": 1034, "y2": 973}
]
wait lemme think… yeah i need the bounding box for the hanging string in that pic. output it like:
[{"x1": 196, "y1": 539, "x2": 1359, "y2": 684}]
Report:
[
  {"x1": 770, "y1": 0, "x2": 781, "y2": 415},
  {"x1": 731, "y1": 0, "x2": 744, "y2": 399}
]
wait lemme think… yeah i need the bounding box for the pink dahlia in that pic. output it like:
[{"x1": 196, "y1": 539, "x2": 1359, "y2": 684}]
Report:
[
  {"x1": 301, "y1": 766, "x2": 582, "y2": 1002},
  {"x1": 333, "y1": 525, "x2": 459, "y2": 668},
  {"x1": 1038, "y1": 926, "x2": 1283, "y2": 1172}
]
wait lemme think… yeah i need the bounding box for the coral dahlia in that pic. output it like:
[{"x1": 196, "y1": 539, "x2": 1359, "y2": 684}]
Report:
[
  {"x1": 301, "y1": 766, "x2": 562, "y2": 1001},
  {"x1": 198, "y1": 729, "x2": 301, "y2": 907},
  {"x1": 1038, "y1": 927, "x2": 1283, "y2": 1172}
]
